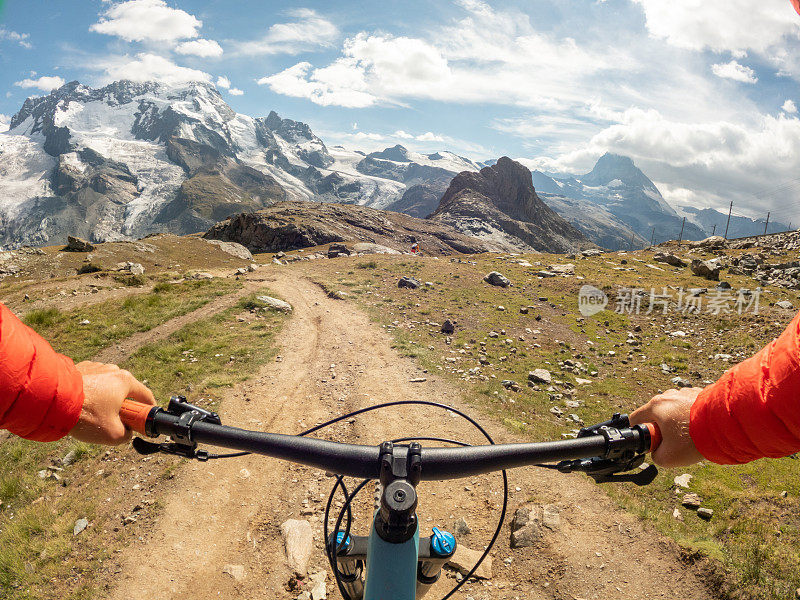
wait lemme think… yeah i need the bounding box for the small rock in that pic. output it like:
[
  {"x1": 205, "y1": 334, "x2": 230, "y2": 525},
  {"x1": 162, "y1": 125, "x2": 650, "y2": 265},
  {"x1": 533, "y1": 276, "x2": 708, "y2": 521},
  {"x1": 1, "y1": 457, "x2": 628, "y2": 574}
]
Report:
[
  {"x1": 776, "y1": 300, "x2": 794, "y2": 310},
  {"x1": 455, "y1": 517, "x2": 471, "y2": 536},
  {"x1": 483, "y1": 271, "x2": 510, "y2": 287},
  {"x1": 256, "y1": 295, "x2": 293, "y2": 313},
  {"x1": 519, "y1": 306, "x2": 529, "y2": 314},
  {"x1": 682, "y1": 493, "x2": 702, "y2": 509},
  {"x1": 716, "y1": 281, "x2": 732, "y2": 290},
  {"x1": 447, "y1": 545, "x2": 493, "y2": 579},
  {"x1": 528, "y1": 369, "x2": 552, "y2": 384},
  {"x1": 441, "y1": 320, "x2": 455, "y2": 334},
  {"x1": 79, "y1": 319, "x2": 91, "y2": 325},
  {"x1": 62, "y1": 450, "x2": 78, "y2": 466},
  {"x1": 281, "y1": 519, "x2": 313, "y2": 577},
  {"x1": 674, "y1": 473, "x2": 693, "y2": 489},
  {"x1": 673, "y1": 508, "x2": 683, "y2": 521},
  {"x1": 222, "y1": 564, "x2": 246, "y2": 582},
  {"x1": 73, "y1": 518, "x2": 89, "y2": 536},
  {"x1": 671, "y1": 376, "x2": 692, "y2": 388},
  {"x1": 398, "y1": 276, "x2": 421, "y2": 289},
  {"x1": 409, "y1": 377, "x2": 427, "y2": 383},
  {"x1": 697, "y1": 507, "x2": 714, "y2": 520},
  {"x1": 542, "y1": 505, "x2": 560, "y2": 530},
  {"x1": 309, "y1": 571, "x2": 327, "y2": 600},
  {"x1": 653, "y1": 253, "x2": 688, "y2": 268}
]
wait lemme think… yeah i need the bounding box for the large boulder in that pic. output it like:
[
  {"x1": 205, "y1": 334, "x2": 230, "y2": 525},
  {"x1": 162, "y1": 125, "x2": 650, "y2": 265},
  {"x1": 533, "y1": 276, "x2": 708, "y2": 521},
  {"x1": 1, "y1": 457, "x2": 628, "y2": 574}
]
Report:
[
  {"x1": 484, "y1": 271, "x2": 511, "y2": 287},
  {"x1": 64, "y1": 236, "x2": 94, "y2": 252},
  {"x1": 691, "y1": 259, "x2": 721, "y2": 281},
  {"x1": 653, "y1": 253, "x2": 688, "y2": 268},
  {"x1": 203, "y1": 239, "x2": 254, "y2": 261},
  {"x1": 691, "y1": 235, "x2": 727, "y2": 249}
]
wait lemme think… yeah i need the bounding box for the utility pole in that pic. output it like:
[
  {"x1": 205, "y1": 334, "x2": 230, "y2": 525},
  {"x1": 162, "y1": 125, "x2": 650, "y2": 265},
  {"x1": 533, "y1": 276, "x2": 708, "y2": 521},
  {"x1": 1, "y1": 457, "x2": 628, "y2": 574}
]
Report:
[
  {"x1": 678, "y1": 217, "x2": 686, "y2": 243},
  {"x1": 764, "y1": 212, "x2": 770, "y2": 236},
  {"x1": 650, "y1": 226, "x2": 655, "y2": 247},
  {"x1": 723, "y1": 201, "x2": 733, "y2": 239}
]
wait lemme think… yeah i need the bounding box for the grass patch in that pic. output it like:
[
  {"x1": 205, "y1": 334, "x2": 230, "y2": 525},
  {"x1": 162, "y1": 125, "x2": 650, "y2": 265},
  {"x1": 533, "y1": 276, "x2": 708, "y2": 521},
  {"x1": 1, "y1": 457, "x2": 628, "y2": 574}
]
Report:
[
  {"x1": 0, "y1": 288, "x2": 289, "y2": 599},
  {"x1": 22, "y1": 279, "x2": 237, "y2": 362}
]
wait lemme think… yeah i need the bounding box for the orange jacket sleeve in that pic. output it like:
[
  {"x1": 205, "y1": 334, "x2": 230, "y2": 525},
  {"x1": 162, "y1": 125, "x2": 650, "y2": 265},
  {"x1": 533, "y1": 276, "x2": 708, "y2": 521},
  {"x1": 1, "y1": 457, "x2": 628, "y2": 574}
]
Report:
[
  {"x1": 690, "y1": 310, "x2": 800, "y2": 464},
  {"x1": 0, "y1": 303, "x2": 84, "y2": 442}
]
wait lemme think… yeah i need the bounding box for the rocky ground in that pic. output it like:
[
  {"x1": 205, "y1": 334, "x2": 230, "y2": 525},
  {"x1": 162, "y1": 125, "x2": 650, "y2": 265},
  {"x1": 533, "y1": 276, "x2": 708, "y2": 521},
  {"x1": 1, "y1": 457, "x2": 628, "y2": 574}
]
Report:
[{"x1": 2, "y1": 232, "x2": 800, "y2": 600}]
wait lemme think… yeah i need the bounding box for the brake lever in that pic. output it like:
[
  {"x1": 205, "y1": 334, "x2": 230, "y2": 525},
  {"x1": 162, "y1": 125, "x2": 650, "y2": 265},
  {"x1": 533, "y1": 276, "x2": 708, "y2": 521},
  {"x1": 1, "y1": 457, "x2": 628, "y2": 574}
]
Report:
[{"x1": 132, "y1": 437, "x2": 210, "y2": 461}]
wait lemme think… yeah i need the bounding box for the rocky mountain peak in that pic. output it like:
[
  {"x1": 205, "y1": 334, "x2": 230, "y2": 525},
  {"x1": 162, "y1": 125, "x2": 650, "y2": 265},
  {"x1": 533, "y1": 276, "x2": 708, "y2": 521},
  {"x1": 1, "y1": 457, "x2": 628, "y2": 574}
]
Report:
[
  {"x1": 582, "y1": 152, "x2": 655, "y2": 190},
  {"x1": 437, "y1": 156, "x2": 542, "y2": 222},
  {"x1": 431, "y1": 157, "x2": 592, "y2": 252}
]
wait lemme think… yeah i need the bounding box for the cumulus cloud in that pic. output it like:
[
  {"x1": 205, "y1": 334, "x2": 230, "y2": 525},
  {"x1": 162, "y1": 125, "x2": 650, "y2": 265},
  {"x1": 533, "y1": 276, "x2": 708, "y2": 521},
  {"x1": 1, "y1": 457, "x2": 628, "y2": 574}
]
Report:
[
  {"x1": 14, "y1": 75, "x2": 66, "y2": 91},
  {"x1": 94, "y1": 53, "x2": 210, "y2": 85},
  {"x1": 0, "y1": 114, "x2": 9, "y2": 133},
  {"x1": 416, "y1": 131, "x2": 445, "y2": 142},
  {"x1": 175, "y1": 39, "x2": 223, "y2": 57},
  {"x1": 711, "y1": 60, "x2": 758, "y2": 83},
  {"x1": 234, "y1": 8, "x2": 338, "y2": 55},
  {"x1": 91, "y1": 0, "x2": 201, "y2": 43},
  {"x1": 632, "y1": 0, "x2": 800, "y2": 55},
  {"x1": 0, "y1": 27, "x2": 32, "y2": 48},
  {"x1": 228, "y1": 87, "x2": 244, "y2": 95},
  {"x1": 258, "y1": 3, "x2": 647, "y2": 111},
  {"x1": 216, "y1": 75, "x2": 230, "y2": 89},
  {"x1": 783, "y1": 99, "x2": 798, "y2": 113},
  {"x1": 526, "y1": 107, "x2": 800, "y2": 215}
]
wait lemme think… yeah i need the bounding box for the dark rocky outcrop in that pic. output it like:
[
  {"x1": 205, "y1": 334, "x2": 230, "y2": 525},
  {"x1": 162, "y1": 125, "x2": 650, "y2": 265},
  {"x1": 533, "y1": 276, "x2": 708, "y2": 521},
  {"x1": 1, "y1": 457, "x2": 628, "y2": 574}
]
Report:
[
  {"x1": 385, "y1": 177, "x2": 452, "y2": 219},
  {"x1": 430, "y1": 157, "x2": 593, "y2": 253},
  {"x1": 204, "y1": 201, "x2": 491, "y2": 255}
]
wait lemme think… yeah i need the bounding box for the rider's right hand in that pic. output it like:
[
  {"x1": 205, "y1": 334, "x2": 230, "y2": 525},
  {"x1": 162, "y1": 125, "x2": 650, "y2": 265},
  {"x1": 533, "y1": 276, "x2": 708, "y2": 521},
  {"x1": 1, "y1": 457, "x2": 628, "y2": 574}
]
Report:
[{"x1": 629, "y1": 387, "x2": 705, "y2": 468}]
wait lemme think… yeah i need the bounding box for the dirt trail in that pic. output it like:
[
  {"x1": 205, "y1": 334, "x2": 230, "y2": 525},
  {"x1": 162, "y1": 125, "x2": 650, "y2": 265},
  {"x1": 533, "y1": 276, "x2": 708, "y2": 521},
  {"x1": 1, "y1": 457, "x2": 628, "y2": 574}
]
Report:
[
  {"x1": 106, "y1": 272, "x2": 714, "y2": 600},
  {"x1": 92, "y1": 282, "x2": 260, "y2": 363}
]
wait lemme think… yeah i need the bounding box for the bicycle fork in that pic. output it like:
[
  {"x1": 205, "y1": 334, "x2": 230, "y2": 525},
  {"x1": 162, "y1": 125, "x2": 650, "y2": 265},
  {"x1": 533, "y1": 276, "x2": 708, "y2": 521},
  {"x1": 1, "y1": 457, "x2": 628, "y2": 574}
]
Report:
[{"x1": 327, "y1": 526, "x2": 456, "y2": 600}]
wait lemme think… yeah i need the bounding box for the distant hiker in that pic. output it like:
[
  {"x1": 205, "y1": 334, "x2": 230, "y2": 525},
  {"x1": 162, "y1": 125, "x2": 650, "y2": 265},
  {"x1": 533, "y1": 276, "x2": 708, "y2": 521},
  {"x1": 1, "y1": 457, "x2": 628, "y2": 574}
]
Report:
[
  {"x1": 0, "y1": 303, "x2": 155, "y2": 445},
  {"x1": 410, "y1": 238, "x2": 420, "y2": 254}
]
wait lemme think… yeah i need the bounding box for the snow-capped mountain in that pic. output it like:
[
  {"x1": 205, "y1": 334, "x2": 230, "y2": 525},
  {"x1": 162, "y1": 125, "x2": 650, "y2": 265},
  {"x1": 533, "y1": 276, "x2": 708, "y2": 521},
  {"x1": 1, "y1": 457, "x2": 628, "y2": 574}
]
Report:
[
  {"x1": 676, "y1": 206, "x2": 791, "y2": 239},
  {"x1": 532, "y1": 153, "x2": 706, "y2": 247},
  {"x1": 0, "y1": 80, "x2": 479, "y2": 248}
]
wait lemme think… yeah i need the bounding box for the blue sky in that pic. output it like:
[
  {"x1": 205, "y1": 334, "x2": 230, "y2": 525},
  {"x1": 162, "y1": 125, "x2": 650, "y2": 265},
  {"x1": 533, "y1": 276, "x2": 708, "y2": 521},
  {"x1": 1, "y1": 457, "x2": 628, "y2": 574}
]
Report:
[{"x1": 1, "y1": 0, "x2": 800, "y2": 221}]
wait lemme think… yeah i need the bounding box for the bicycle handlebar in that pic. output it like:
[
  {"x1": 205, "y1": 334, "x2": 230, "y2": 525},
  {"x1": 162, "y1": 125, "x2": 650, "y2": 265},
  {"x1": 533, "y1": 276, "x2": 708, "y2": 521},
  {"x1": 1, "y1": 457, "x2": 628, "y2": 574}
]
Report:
[{"x1": 120, "y1": 399, "x2": 661, "y2": 480}]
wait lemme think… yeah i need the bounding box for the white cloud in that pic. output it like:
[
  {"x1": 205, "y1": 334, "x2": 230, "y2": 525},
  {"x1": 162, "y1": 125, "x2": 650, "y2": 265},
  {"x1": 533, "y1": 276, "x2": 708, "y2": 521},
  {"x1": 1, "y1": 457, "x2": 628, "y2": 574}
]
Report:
[
  {"x1": 416, "y1": 131, "x2": 444, "y2": 142},
  {"x1": 216, "y1": 76, "x2": 230, "y2": 89},
  {"x1": 528, "y1": 107, "x2": 800, "y2": 217},
  {"x1": 783, "y1": 99, "x2": 798, "y2": 113},
  {"x1": 258, "y1": 61, "x2": 377, "y2": 108},
  {"x1": 175, "y1": 39, "x2": 223, "y2": 57},
  {"x1": 632, "y1": 0, "x2": 800, "y2": 55},
  {"x1": 94, "y1": 53, "x2": 210, "y2": 85},
  {"x1": 14, "y1": 75, "x2": 66, "y2": 91},
  {"x1": 234, "y1": 8, "x2": 337, "y2": 55},
  {"x1": 393, "y1": 130, "x2": 413, "y2": 139},
  {"x1": 0, "y1": 114, "x2": 9, "y2": 133},
  {"x1": 258, "y1": 3, "x2": 646, "y2": 111},
  {"x1": 91, "y1": 0, "x2": 201, "y2": 43},
  {"x1": 0, "y1": 27, "x2": 32, "y2": 48},
  {"x1": 228, "y1": 88, "x2": 244, "y2": 96},
  {"x1": 711, "y1": 60, "x2": 758, "y2": 84}
]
